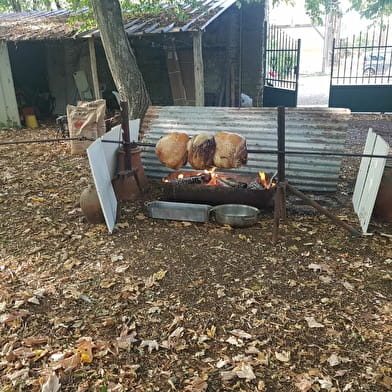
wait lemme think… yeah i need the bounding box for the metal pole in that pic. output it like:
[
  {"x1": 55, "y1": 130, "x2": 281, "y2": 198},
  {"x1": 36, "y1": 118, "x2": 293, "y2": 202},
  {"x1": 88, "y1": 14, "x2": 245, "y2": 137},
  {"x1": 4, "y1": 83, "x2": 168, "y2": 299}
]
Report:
[
  {"x1": 120, "y1": 101, "x2": 131, "y2": 171},
  {"x1": 277, "y1": 106, "x2": 285, "y2": 182}
]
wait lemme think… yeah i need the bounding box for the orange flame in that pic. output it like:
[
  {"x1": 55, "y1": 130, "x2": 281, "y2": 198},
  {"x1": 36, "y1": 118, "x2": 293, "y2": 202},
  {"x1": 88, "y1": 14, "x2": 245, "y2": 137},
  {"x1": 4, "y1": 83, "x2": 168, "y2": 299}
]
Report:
[
  {"x1": 178, "y1": 174, "x2": 184, "y2": 179},
  {"x1": 258, "y1": 171, "x2": 269, "y2": 189}
]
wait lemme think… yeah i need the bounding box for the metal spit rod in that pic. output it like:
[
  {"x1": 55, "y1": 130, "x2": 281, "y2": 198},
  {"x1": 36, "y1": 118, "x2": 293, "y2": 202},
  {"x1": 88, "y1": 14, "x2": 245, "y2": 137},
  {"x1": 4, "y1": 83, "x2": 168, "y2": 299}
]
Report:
[{"x1": 1, "y1": 138, "x2": 391, "y2": 160}]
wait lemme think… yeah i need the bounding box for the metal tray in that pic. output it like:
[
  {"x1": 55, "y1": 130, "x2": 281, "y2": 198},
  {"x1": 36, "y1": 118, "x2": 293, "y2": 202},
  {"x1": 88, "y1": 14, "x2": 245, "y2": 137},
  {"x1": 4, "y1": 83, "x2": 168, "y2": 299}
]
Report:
[{"x1": 146, "y1": 201, "x2": 212, "y2": 222}]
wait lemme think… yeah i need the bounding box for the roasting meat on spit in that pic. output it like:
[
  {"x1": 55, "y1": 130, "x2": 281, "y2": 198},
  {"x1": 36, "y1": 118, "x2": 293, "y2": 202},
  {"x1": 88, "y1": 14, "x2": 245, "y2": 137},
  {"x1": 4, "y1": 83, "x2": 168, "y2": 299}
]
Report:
[
  {"x1": 155, "y1": 131, "x2": 248, "y2": 170},
  {"x1": 213, "y1": 132, "x2": 248, "y2": 169},
  {"x1": 187, "y1": 133, "x2": 216, "y2": 170},
  {"x1": 155, "y1": 132, "x2": 190, "y2": 170}
]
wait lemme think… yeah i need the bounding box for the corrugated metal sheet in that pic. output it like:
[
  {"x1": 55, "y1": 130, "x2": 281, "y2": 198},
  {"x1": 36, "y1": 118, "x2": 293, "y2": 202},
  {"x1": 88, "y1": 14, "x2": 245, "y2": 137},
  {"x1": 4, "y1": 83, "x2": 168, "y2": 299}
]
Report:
[
  {"x1": 0, "y1": 9, "x2": 81, "y2": 40},
  {"x1": 0, "y1": 0, "x2": 236, "y2": 41},
  {"x1": 140, "y1": 106, "x2": 352, "y2": 192}
]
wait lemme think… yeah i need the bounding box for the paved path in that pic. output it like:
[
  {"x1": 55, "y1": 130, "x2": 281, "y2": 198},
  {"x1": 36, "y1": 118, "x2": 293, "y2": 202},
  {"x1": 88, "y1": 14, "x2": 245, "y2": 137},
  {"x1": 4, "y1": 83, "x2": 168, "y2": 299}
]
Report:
[{"x1": 297, "y1": 75, "x2": 330, "y2": 106}]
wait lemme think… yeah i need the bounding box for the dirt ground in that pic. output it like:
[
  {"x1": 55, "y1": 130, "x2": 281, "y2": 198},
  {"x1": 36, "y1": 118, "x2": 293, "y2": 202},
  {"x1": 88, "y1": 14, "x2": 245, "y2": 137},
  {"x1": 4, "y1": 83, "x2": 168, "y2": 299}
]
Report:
[{"x1": 0, "y1": 114, "x2": 391, "y2": 392}]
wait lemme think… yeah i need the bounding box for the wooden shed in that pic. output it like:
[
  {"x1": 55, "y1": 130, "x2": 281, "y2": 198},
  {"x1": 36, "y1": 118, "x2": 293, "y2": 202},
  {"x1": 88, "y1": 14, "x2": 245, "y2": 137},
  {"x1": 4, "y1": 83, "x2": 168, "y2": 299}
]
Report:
[{"x1": 0, "y1": 0, "x2": 267, "y2": 127}]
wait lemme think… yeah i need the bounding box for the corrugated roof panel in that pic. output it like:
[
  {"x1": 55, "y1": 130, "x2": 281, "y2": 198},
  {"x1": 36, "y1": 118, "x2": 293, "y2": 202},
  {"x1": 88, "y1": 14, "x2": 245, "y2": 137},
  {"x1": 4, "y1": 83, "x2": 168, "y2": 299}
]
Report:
[
  {"x1": 0, "y1": 0, "x2": 236, "y2": 41},
  {"x1": 140, "y1": 106, "x2": 351, "y2": 192}
]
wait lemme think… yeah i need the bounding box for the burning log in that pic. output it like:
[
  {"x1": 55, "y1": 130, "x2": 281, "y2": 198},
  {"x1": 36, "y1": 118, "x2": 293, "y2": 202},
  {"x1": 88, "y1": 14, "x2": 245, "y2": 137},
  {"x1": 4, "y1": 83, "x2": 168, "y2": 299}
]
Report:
[
  {"x1": 166, "y1": 173, "x2": 210, "y2": 185},
  {"x1": 256, "y1": 171, "x2": 277, "y2": 190},
  {"x1": 248, "y1": 181, "x2": 264, "y2": 190},
  {"x1": 218, "y1": 176, "x2": 247, "y2": 188}
]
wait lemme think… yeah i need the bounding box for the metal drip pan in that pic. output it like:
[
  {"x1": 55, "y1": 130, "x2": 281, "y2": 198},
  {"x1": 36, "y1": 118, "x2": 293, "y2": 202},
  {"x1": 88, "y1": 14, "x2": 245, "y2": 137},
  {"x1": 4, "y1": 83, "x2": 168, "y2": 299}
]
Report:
[{"x1": 146, "y1": 201, "x2": 212, "y2": 222}]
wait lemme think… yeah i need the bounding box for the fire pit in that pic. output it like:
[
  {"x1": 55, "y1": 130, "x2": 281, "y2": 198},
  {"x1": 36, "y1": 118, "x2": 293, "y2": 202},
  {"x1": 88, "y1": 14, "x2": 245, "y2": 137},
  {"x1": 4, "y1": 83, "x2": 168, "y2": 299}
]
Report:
[{"x1": 161, "y1": 169, "x2": 276, "y2": 209}]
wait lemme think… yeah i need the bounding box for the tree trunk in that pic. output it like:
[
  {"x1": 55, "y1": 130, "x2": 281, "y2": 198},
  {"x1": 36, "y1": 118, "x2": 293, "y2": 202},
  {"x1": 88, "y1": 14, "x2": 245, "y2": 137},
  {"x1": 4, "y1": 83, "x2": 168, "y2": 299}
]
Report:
[
  {"x1": 10, "y1": 0, "x2": 22, "y2": 12},
  {"x1": 91, "y1": 0, "x2": 150, "y2": 119}
]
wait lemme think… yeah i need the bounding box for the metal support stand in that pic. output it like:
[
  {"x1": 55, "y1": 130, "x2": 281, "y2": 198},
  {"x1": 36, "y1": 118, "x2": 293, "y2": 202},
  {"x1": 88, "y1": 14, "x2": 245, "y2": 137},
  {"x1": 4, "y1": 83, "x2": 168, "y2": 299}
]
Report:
[
  {"x1": 273, "y1": 107, "x2": 287, "y2": 244},
  {"x1": 272, "y1": 106, "x2": 360, "y2": 244},
  {"x1": 112, "y1": 101, "x2": 142, "y2": 201},
  {"x1": 286, "y1": 183, "x2": 361, "y2": 236}
]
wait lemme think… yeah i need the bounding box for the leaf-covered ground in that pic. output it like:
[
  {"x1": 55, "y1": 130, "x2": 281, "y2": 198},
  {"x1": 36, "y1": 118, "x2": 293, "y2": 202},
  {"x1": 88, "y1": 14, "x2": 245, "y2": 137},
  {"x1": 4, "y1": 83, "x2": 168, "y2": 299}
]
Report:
[{"x1": 0, "y1": 117, "x2": 391, "y2": 392}]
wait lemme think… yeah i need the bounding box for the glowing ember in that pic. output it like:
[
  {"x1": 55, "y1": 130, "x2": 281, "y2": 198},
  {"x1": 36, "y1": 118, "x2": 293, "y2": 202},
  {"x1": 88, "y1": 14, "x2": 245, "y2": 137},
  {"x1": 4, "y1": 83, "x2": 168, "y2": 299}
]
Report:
[
  {"x1": 178, "y1": 174, "x2": 184, "y2": 179},
  {"x1": 203, "y1": 167, "x2": 218, "y2": 185}
]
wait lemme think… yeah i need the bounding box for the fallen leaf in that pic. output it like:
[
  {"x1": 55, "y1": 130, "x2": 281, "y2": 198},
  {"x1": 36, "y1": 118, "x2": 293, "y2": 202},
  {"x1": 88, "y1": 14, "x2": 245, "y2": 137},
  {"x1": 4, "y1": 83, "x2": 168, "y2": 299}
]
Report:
[
  {"x1": 226, "y1": 336, "x2": 244, "y2": 347},
  {"x1": 235, "y1": 362, "x2": 256, "y2": 381},
  {"x1": 229, "y1": 329, "x2": 252, "y2": 339},
  {"x1": 206, "y1": 325, "x2": 216, "y2": 338},
  {"x1": 327, "y1": 353, "x2": 340, "y2": 367},
  {"x1": 317, "y1": 377, "x2": 333, "y2": 389},
  {"x1": 216, "y1": 359, "x2": 229, "y2": 368},
  {"x1": 55, "y1": 353, "x2": 81, "y2": 372},
  {"x1": 140, "y1": 340, "x2": 159, "y2": 353},
  {"x1": 116, "y1": 331, "x2": 137, "y2": 350},
  {"x1": 343, "y1": 382, "x2": 353, "y2": 391},
  {"x1": 24, "y1": 336, "x2": 48, "y2": 346},
  {"x1": 342, "y1": 281, "x2": 354, "y2": 290},
  {"x1": 275, "y1": 351, "x2": 290, "y2": 362},
  {"x1": 304, "y1": 317, "x2": 324, "y2": 328},
  {"x1": 308, "y1": 263, "x2": 322, "y2": 272},
  {"x1": 153, "y1": 269, "x2": 167, "y2": 280},
  {"x1": 76, "y1": 337, "x2": 95, "y2": 363},
  {"x1": 115, "y1": 222, "x2": 129, "y2": 229},
  {"x1": 319, "y1": 275, "x2": 332, "y2": 284},
  {"x1": 184, "y1": 374, "x2": 208, "y2": 391},
  {"x1": 41, "y1": 372, "x2": 61, "y2": 392},
  {"x1": 295, "y1": 375, "x2": 313, "y2": 392}
]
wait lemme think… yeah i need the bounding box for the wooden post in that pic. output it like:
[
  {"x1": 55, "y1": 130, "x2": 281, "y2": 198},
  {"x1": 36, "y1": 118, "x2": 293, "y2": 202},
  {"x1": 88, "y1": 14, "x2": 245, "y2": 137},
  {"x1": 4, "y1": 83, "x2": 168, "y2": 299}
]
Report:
[
  {"x1": 193, "y1": 31, "x2": 205, "y2": 106},
  {"x1": 88, "y1": 37, "x2": 101, "y2": 100}
]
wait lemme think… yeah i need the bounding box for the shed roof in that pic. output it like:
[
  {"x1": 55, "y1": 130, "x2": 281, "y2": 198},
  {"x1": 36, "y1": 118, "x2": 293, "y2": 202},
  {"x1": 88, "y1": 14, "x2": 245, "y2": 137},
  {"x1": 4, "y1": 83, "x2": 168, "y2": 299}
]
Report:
[{"x1": 0, "y1": 0, "x2": 236, "y2": 41}]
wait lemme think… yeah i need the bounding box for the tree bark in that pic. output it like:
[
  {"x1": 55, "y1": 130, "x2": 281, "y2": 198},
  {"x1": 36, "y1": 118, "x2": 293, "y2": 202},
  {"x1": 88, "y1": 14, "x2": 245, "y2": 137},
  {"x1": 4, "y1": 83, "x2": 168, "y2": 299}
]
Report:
[
  {"x1": 10, "y1": 0, "x2": 22, "y2": 12},
  {"x1": 91, "y1": 0, "x2": 150, "y2": 119}
]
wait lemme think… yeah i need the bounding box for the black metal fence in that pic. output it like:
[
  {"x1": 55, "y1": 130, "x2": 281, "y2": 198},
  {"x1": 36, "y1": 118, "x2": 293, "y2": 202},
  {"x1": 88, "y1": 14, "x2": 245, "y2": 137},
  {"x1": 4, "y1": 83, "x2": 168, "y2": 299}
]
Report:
[
  {"x1": 263, "y1": 25, "x2": 301, "y2": 107},
  {"x1": 329, "y1": 23, "x2": 392, "y2": 112},
  {"x1": 331, "y1": 23, "x2": 392, "y2": 86}
]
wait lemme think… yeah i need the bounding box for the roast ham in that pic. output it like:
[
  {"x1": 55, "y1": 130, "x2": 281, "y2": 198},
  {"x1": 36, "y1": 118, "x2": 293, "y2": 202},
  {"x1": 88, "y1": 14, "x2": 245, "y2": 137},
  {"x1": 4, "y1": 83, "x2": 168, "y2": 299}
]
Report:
[
  {"x1": 155, "y1": 132, "x2": 189, "y2": 170},
  {"x1": 187, "y1": 133, "x2": 216, "y2": 170},
  {"x1": 213, "y1": 132, "x2": 248, "y2": 169}
]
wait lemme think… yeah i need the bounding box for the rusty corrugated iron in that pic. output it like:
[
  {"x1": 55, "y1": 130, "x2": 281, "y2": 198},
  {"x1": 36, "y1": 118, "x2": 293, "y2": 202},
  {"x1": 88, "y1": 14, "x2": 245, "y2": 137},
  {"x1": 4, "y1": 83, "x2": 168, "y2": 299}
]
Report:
[
  {"x1": 140, "y1": 106, "x2": 352, "y2": 192},
  {"x1": 0, "y1": 0, "x2": 236, "y2": 41}
]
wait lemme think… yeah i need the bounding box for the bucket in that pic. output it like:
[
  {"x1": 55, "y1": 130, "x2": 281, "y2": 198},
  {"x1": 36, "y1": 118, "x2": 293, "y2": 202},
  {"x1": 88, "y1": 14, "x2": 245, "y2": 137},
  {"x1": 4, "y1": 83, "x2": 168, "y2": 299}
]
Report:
[
  {"x1": 25, "y1": 114, "x2": 39, "y2": 128},
  {"x1": 373, "y1": 164, "x2": 392, "y2": 222}
]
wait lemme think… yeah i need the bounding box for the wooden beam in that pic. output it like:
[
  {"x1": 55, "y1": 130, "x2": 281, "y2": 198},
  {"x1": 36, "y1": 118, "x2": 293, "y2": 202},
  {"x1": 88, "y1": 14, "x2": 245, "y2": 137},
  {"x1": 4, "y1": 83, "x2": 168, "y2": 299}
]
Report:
[
  {"x1": 165, "y1": 38, "x2": 188, "y2": 106},
  {"x1": 88, "y1": 37, "x2": 101, "y2": 100},
  {"x1": 193, "y1": 31, "x2": 204, "y2": 106}
]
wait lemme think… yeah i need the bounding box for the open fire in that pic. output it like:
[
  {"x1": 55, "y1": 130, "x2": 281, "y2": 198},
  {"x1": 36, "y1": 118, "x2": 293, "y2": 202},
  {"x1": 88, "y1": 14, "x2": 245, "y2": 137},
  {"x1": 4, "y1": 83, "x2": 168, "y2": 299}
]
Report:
[{"x1": 163, "y1": 168, "x2": 277, "y2": 190}]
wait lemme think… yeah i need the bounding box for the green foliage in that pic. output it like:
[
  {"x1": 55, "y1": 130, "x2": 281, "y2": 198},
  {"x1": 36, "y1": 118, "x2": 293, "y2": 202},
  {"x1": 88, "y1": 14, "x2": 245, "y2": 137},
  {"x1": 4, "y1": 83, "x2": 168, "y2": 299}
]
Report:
[
  {"x1": 348, "y1": 0, "x2": 392, "y2": 20},
  {"x1": 0, "y1": 0, "x2": 390, "y2": 24}
]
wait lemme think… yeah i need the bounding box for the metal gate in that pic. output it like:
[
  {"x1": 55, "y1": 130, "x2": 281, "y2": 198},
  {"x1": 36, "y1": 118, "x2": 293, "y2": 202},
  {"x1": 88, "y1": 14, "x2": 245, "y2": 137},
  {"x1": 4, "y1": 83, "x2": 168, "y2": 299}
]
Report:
[
  {"x1": 263, "y1": 25, "x2": 301, "y2": 107},
  {"x1": 329, "y1": 23, "x2": 392, "y2": 112}
]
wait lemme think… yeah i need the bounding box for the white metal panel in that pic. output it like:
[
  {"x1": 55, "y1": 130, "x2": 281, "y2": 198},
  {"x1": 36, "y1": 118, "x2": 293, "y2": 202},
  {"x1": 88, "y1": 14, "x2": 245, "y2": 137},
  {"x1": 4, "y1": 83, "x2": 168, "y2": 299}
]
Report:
[
  {"x1": 352, "y1": 128, "x2": 376, "y2": 213},
  {"x1": 101, "y1": 125, "x2": 122, "y2": 179},
  {"x1": 140, "y1": 106, "x2": 351, "y2": 192},
  {"x1": 73, "y1": 70, "x2": 93, "y2": 101},
  {"x1": 100, "y1": 119, "x2": 140, "y2": 179},
  {"x1": 0, "y1": 41, "x2": 20, "y2": 127},
  {"x1": 357, "y1": 135, "x2": 389, "y2": 234},
  {"x1": 87, "y1": 139, "x2": 118, "y2": 233},
  {"x1": 130, "y1": 118, "x2": 140, "y2": 142}
]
